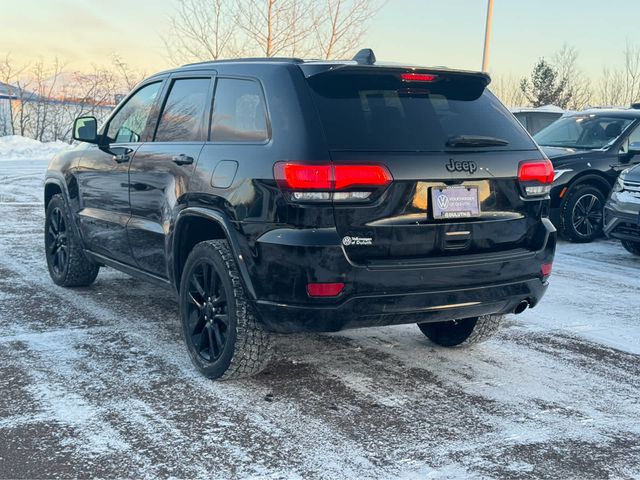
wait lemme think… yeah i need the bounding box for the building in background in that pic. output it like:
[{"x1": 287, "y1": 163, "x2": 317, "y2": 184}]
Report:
[{"x1": 0, "y1": 82, "x2": 16, "y2": 136}]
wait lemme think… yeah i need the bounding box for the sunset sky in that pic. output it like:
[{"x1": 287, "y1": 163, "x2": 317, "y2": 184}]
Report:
[{"x1": 2, "y1": 0, "x2": 640, "y2": 77}]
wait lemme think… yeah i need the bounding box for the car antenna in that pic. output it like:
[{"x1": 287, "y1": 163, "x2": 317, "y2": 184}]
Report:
[{"x1": 352, "y1": 48, "x2": 376, "y2": 65}]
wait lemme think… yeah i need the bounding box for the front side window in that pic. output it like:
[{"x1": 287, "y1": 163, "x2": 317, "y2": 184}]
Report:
[
  {"x1": 535, "y1": 115, "x2": 633, "y2": 150},
  {"x1": 155, "y1": 78, "x2": 211, "y2": 142},
  {"x1": 106, "y1": 82, "x2": 162, "y2": 143},
  {"x1": 210, "y1": 78, "x2": 269, "y2": 142}
]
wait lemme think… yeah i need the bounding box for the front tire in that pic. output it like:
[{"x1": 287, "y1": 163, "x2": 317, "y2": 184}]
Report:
[
  {"x1": 179, "y1": 240, "x2": 273, "y2": 380},
  {"x1": 559, "y1": 184, "x2": 605, "y2": 243},
  {"x1": 418, "y1": 314, "x2": 503, "y2": 347},
  {"x1": 621, "y1": 239, "x2": 640, "y2": 256},
  {"x1": 44, "y1": 194, "x2": 99, "y2": 287}
]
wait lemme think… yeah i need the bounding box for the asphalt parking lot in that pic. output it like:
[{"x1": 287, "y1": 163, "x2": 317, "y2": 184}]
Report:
[{"x1": 1, "y1": 159, "x2": 639, "y2": 479}]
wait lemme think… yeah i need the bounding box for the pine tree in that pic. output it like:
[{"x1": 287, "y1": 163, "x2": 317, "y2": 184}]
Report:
[{"x1": 520, "y1": 59, "x2": 572, "y2": 108}]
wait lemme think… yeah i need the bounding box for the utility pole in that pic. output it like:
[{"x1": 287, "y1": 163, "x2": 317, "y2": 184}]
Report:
[{"x1": 482, "y1": 0, "x2": 494, "y2": 72}]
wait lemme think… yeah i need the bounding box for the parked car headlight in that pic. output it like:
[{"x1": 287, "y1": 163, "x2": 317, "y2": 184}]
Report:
[{"x1": 613, "y1": 169, "x2": 629, "y2": 192}]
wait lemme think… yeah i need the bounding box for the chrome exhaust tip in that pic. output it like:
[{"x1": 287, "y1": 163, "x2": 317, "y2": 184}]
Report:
[{"x1": 513, "y1": 300, "x2": 529, "y2": 315}]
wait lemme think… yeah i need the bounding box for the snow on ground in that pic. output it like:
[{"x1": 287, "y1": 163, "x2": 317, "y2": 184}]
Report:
[
  {"x1": 0, "y1": 157, "x2": 639, "y2": 479},
  {"x1": 0, "y1": 135, "x2": 71, "y2": 162}
]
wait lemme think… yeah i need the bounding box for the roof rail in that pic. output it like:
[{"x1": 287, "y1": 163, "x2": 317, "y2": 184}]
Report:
[
  {"x1": 352, "y1": 48, "x2": 376, "y2": 65},
  {"x1": 182, "y1": 57, "x2": 304, "y2": 67}
]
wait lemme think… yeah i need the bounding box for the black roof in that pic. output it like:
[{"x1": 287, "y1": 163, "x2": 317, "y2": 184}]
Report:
[
  {"x1": 566, "y1": 108, "x2": 640, "y2": 119},
  {"x1": 147, "y1": 54, "x2": 491, "y2": 85}
]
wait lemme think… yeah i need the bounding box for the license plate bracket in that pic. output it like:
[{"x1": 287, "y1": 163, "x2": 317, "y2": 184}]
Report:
[{"x1": 431, "y1": 186, "x2": 480, "y2": 219}]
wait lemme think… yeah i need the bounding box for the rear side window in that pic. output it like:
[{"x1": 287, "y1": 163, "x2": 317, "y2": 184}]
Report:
[
  {"x1": 210, "y1": 78, "x2": 269, "y2": 143},
  {"x1": 307, "y1": 72, "x2": 535, "y2": 151},
  {"x1": 155, "y1": 78, "x2": 211, "y2": 142}
]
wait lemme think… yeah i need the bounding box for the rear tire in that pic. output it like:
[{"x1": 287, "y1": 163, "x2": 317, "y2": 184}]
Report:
[
  {"x1": 418, "y1": 314, "x2": 503, "y2": 347},
  {"x1": 44, "y1": 194, "x2": 99, "y2": 287},
  {"x1": 179, "y1": 239, "x2": 273, "y2": 380},
  {"x1": 559, "y1": 184, "x2": 605, "y2": 243},
  {"x1": 621, "y1": 239, "x2": 640, "y2": 256}
]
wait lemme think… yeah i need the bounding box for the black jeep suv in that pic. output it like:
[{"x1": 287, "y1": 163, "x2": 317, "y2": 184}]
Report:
[
  {"x1": 533, "y1": 108, "x2": 640, "y2": 243},
  {"x1": 44, "y1": 51, "x2": 556, "y2": 380}
]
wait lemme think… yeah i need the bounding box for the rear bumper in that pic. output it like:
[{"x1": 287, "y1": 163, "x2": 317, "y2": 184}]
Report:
[
  {"x1": 256, "y1": 277, "x2": 548, "y2": 332},
  {"x1": 249, "y1": 218, "x2": 556, "y2": 333},
  {"x1": 604, "y1": 193, "x2": 640, "y2": 241}
]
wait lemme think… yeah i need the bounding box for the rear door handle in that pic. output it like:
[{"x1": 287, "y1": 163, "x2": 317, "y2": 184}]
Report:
[{"x1": 172, "y1": 154, "x2": 194, "y2": 166}]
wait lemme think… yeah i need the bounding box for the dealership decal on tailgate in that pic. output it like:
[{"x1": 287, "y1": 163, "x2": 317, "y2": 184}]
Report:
[{"x1": 431, "y1": 186, "x2": 480, "y2": 219}]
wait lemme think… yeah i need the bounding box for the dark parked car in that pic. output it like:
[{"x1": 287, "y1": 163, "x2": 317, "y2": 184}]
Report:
[
  {"x1": 511, "y1": 105, "x2": 565, "y2": 135},
  {"x1": 604, "y1": 163, "x2": 640, "y2": 255},
  {"x1": 533, "y1": 108, "x2": 640, "y2": 242},
  {"x1": 44, "y1": 50, "x2": 556, "y2": 380}
]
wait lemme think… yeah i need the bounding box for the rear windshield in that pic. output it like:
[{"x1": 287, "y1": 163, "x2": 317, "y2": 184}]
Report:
[{"x1": 306, "y1": 72, "x2": 535, "y2": 152}]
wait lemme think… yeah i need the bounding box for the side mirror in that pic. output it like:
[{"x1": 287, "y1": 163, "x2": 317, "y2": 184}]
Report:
[{"x1": 72, "y1": 116, "x2": 99, "y2": 144}]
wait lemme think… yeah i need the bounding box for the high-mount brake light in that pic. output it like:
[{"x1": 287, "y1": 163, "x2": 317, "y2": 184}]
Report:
[
  {"x1": 518, "y1": 159, "x2": 554, "y2": 197},
  {"x1": 273, "y1": 162, "x2": 392, "y2": 203},
  {"x1": 401, "y1": 73, "x2": 438, "y2": 82}
]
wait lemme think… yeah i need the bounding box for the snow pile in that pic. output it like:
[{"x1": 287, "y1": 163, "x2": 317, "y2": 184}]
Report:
[{"x1": 0, "y1": 135, "x2": 71, "y2": 161}]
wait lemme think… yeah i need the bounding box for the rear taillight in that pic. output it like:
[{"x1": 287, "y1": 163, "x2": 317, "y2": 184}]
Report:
[
  {"x1": 541, "y1": 262, "x2": 553, "y2": 280},
  {"x1": 518, "y1": 159, "x2": 554, "y2": 197},
  {"x1": 274, "y1": 162, "x2": 392, "y2": 203}
]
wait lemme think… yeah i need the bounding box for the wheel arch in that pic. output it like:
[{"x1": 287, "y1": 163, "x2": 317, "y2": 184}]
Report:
[
  {"x1": 171, "y1": 208, "x2": 256, "y2": 299},
  {"x1": 44, "y1": 178, "x2": 65, "y2": 210},
  {"x1": 564, "y1": 172, "x2": 612, "y2": 199}
]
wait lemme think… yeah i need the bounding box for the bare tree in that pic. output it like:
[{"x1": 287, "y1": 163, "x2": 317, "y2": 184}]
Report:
[
  {"x1": 597, "y1": 42, "x2": 640, "y2": 107},
  {"x1": 164, "y1": 0, "x2": 382, "y2": 62},
  {"x1": 234, "y1": 0, "x2": 317, "y2": 57},
  {"x1": 552, "y1": 44, "x2": 592, "y2": 110},
  {"x1": 313, "y1": 0, "x2": 382, "y2": 59},
  {"x1": 112, "y1": 54, "x2": 146, "y2": 91},
  {"x1": 164, "y1": 0, "x2": 240, "y2": 63},
  {"x1": 490, "y1": 74, "x2": 527, "y2": 107},
  {"x1": 31, "y1": 58, "x2": 66, "y2": 141}
]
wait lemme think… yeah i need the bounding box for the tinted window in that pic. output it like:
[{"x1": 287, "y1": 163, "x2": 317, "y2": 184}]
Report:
[
  {"x1": 625, "y1": 123, "x2": 640, "y2": 150},
  {"x1": 534, "y1": 115, "x2": 634, "y2": 149},
  {"x1": 211, "y1": 78, "x2": 268, "y2": 142},
  {"x1": 307, "y1": 73, "x2": 535, "y2": 151},
  {"x1": 527, "y1": 113, "x2": 562, "y2": 136},
  {"x1": 155, "y1": 78, "x2": 211, "y2": 142},
  {"x1": 107, "y1": 82, "x2": 161, "y2": 143}
]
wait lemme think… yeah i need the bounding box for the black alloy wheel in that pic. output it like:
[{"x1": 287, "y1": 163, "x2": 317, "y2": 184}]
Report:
[
  {"x1": 185, "y1": 260, "x2": 230, "y2": 363},
  {"x1": 46, "y1": 206, "x2": 68, "y2": 276},
  {"x1": 571, "y1": 193, "x2": 603, "y2": 238}
]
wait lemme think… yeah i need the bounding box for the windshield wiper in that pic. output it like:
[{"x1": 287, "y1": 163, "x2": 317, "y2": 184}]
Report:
[{"x1": 446, "y1": 135, "x2": 510, "y2": 147}]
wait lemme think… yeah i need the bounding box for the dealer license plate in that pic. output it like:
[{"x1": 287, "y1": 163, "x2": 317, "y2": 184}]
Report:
[{"x1": 431, "y1": 186, "x2": 480, "y2": 219}]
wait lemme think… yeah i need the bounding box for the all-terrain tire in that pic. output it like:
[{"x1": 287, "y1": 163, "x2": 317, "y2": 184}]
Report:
[
  {"x1": 179, "y1": 239, "x2": 273, "y2": 380},
  {"x1": 621, "y1": 239, "x2": 640, "y2": 256},
  {"x1": 418, "y1": 314, "x2": 503, "y2": 347},
  {"x1": 44, "y1": 194, "x2": 100, "y2": 287},
  {"x1": 559, "y1": 184, "x2": 605, "y2": 243}
]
